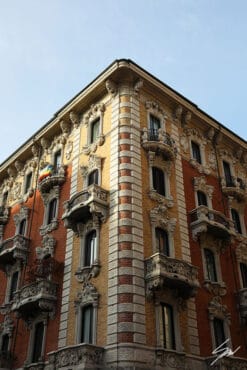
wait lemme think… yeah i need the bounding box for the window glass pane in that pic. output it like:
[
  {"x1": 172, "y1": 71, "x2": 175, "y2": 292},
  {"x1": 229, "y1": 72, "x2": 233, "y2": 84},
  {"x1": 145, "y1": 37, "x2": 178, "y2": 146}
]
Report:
[
  {"x1": 85, "y1": 231, "x2": 96, "y2": 266},
  {"x1": 161, "y1": 304, "x2": 175, "y2": 350},
  {"x1": 91, "y1": 119, "x2": 100, "y2": 143},
  {"x1": 149, "y1": 115, "x2": 160, "y2": 140},
  {"x1": 47, "y1": 199, "x2": 57, "y2": 224},
  {"x1": 191, "y1": 141, "x2": 202, "y2": 163},
  {"x1": 54, "y1": 150, "x2": 61, "y2": 170},
  {"x1": 204, "y1": 249, "x2": 217, "y2": 282},
  {"x1": 197, "y1": 191, "x2": 207, "y2": 206},
  {"x1": 81, "y1": 305, "x2": 93, "y2": 343},
  {"x1": 152, "y1": 167, "x2": 165, "y2": 196},
  {"x1": 213, "y1": 318, "x2": 226, "y2": 348},
  {"x1": 88, "y1": 170, "x2": 99, "y2": 186},
  {"x1": 223, "y1": 161, "x2": 233, "y2": 186},
  {"x1": 32, "y1": 322, "x2": 44, "y2": 363},
  {"x1": 19, "y1": 219, "x2": 26, "y2": 235},
  {"x1": 1, "y1": 334, "x2": 9, "y2": 353},
  {"x1": 240, "y1": 263, "x2": 247, "y2": 288},
  {"x1": 231, "y1": 209, "x2": 242, "y2": 234},
  {"x1": 2, "y1": 192, "x2": 8, "y2": 206},
  {"x1": 155, "y1": 228, "x2": 169, "y2": 256},
  {"x1": 25, "y1": 173, "x2": 32, "y2": 193},
  {"x1": 9, "y1": 271, "x2": 19, "y2": 301}
]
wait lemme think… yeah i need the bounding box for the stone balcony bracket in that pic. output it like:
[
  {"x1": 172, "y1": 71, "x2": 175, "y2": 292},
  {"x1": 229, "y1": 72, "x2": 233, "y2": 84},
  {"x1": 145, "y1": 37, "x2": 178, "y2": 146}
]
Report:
[{"x1": 0, "y1": 234, "x2": 29, "y2": 268}]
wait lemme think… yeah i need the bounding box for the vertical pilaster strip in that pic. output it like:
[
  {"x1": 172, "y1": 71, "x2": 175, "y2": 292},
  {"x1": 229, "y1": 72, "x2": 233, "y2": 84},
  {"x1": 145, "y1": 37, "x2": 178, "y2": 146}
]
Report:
[
  {"x1": 107, "y1": 85, "x2": 146, "y2": 364},
  {"x1": 172, "y1": 124, "x2": 200, "y2": 355},
  {"x1": 58, "y1": 127, "x2": 80, "y2": 348}
]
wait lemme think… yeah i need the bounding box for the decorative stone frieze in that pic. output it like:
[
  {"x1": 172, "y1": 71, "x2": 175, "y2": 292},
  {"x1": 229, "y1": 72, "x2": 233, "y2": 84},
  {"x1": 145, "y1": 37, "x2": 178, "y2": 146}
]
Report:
[
  {"x1": 0, "y1": 315, "x2": 14, "y2": 336},
  {"x1": 14, "y1": 160, "x2": 24, "y2": 174},
  {"x1": 48, "y1": 343, "x2": 104, "y2": 369},
  {"x1": 238, "y1": 288, "x2": 247, "y2": 321},
  {"x1": 203, "y1": 281, "x2": 227, "y2": 297},
  {"x1": 149, "y1": 190, "x2": 174, "y2": 208},
  {"x1": 65, "y1": 140, "x2": 73, "y2": 160},
  {"x1": 207, "y1": 355, "x2": 247, "y2": 370},
  {"x1": 208, "y1": 296, "x2": 231, "y2": 324},
  {"x1": 221, "y1": 175, "x2": 246, "y2": 201},
  {"x1": 145, "y1": 253, "x2": 199, "y2": 300},
  {"x1": 0, "y1": 206, "x2": 9, "y2": 225},
  {"x1": 236, "y1": 240, "x2": 247, "y2": 263}
]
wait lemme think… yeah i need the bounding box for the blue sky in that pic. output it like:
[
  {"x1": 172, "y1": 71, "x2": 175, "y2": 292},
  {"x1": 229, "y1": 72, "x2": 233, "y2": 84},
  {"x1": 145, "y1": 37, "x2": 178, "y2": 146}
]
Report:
[{"x1": 0, "y1": 0, "x2": 246, "y2": 164}]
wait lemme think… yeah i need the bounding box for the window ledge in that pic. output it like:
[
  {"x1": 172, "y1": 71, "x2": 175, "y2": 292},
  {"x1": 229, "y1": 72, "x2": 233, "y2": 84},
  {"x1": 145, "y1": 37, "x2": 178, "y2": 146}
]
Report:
[
  {"x1": 149, "y1": 190, "x2": 174, "y2": 208},
  {"x1": 75, "y1": 263, "x2": 100, "y2": 282},
  {"x1": 189, "y1": 158, "x2": 211, "y2": 175}
]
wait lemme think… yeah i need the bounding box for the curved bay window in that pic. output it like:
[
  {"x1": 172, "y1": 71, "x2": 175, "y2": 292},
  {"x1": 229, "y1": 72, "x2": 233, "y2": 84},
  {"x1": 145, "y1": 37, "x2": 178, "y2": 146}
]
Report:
[
  {"x1": 204, "y1": 249, "x2": 217, "y2": 282},
  {"x1": 84, "y1": 231, "x2": 96, "y2": 267},
  {"x1": 88, "y1": 169, "x2": 99, "y2": 186},
  {"x1": 152, "y1": 167, "x2": 165, "y2": 196},
  {"x1": 155, "y1": 227, "x2": 169, "y2": 256}
]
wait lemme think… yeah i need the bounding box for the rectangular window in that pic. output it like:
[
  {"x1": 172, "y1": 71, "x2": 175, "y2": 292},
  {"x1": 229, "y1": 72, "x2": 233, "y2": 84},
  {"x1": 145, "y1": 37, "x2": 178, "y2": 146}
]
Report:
[
  {"x1": 161, "y1": 303, "x2": 175, "y2": 350},
  {"x1": 152, "y1": 167, "x2": 165, "y2": 196},
  {"x1": 197, "y1": 191, "x2": 208, "y2": 206},
  {"x1": 204, "y1": 249, "x2": 217, "y2": 282},
  {"x1": 213, "y1": 318, "x2": 226, "y2": 348},
  {"x1": 223, "y1": 161, "x2": 233, "y2": 187},
  {"x1": 1, "y1": 334, "x2": 9, "y2": 353},
  {"x1": 231, "y1": 209, "x2": 242, "y2": 234},
  {"x1": 81, "y1": 305, "x2": 93, "y2": 343},
  {"x1": 19, "y1": 219, "x2": 27, "y2": 236},
  {"x1": 24, "y1": 172, "x2": 32, "y2": 193},
  {"x1": 9, "y1": 271, "x2": 19, "y2": 302},
  {"x1": 54, "y1": 150, "x2": 61, "y2": 171},
  {"x1": 149, "y1": 114, "x2": 160, "y2": 140},
  {"x1": 91, "y1": 119, "x2": 100, "y2": 143},
  {"x1": 32, "y1": 322, "x2": 44, "y2": 363},
  {"x1": 155, "y1": 228, "x2": 169, "y2": 256},
  {"x1": 240, "y1": 263, "x2": 247, "y2": 288},
  {"x1": 191, "y1": 141, "x2": 202, "y2": 164},
  {"x1": 47, "y1": 198, "x2": 57, "y2": 225},
  {"x1": 85, "y1": 231, "x2": 96, "y2": 266}
]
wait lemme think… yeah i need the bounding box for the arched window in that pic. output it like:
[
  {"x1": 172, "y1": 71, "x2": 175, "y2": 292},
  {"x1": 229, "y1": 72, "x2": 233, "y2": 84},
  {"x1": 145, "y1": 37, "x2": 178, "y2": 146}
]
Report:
[
  {"x1": 191, "y1": 141, "x2": 202, "y2": 164},
  {"x1": 197, "y1": 191, "x2": 208, "y2": 206},
  {"x1": 231, "y1": 209, "x2": 242, "y2": 234},
  {"x1": 152, "y1": 167, "x2": 165, "y2": 196},
  {"x1": 88, "y1": 169, "x2": 99, "y2": 186},
  {"x1": 155, "y1": 228, "x2": 169, "y2": 256},
  {"x1": 204, "y1": 249, "x2": 217, "y2": 282},
  {"x1": 47, "y1": 198, "x2": 57, "y2": 225},
  {"x1": 85, "y1": 231, "x2": 96, "y2": 267},
  {"x1": 80, "y1": 305, "x2": 93, "y2": 344}
]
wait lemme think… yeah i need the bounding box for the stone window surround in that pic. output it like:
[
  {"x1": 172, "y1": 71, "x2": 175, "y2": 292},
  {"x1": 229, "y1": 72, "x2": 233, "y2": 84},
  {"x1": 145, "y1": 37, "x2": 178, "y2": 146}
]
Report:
[
  {"x1": 219, "y1": 150, "x2": 236, "y2": 181},
  {"x1": 208, "y1": 296, "x2": 231, "y2": 350},
  {"x1": 82, "y1": 103, "x2": 105, "y2": 155},
  {"x1": 0, "y1": 315, "x2": 14, "y2": 353},
  {"x1": 193, "y1": 176, "x2": 214, "y2": 209},
  {"x1": 81, "y1": 155, "x2": 102, "y2": 190},
  {"x1": 13, "y1": 206, "x2": 30, "y2": 237},
  {"x1": 201, "y1": 246, "x2": 224, "y2": 288},
  {"x1": 39, "y1": 186, "x2": 60, "y2": 236},
  {"x1": 145, "y1": 100, "x2": 167, "y2": 132},
  {"x1": 74, "y1": 282, "x2": 99, "y2": 345},
  {"x1": 236, "y1": 241, "x2": 247, "y2": 289},
  {"x1": 230, "y1": 207, "x2": 246, "y2": 237},
  {"x1": 150, "y1": 206, "x2": 176, "y2": 257},
  {"x1": 51, "y1": 144, "x2": 64, "y2": 168},
  {"x1": 4, "y1": 264, "x2": 21, "y2": 305},
  {"x1": 25, "y1": 315, "x2": 48, "y2": 365},
  {"x1": 154, "y1": 292, "x2": 182, "y2": 351}
]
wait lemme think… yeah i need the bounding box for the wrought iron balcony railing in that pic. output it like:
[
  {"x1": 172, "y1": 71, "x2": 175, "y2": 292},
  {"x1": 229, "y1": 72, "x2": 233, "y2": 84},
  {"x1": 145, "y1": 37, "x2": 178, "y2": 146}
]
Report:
[
  {"x1": 145, "y1": 253, "x2": 199, "y2": 299},
  {"x1": 141, "y1": 128, "x2": 177, "y2": 160},
  {"x1": 221, "y1": 176, "x2": 246, "y2": 201}
]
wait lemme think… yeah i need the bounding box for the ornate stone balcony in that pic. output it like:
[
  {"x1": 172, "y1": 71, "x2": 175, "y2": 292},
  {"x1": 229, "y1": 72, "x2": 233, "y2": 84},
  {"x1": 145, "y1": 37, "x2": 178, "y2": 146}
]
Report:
[
  {"x1": 190, "y1": 205, "x2": 235, "y2": 241},
  {"x1": 48, "y1": 343, "x2": 104, "y2": 369},
  {"x1": 145, "y1": 253, "x2": 199, "y2": 299},
  {"x1": 238, "y1": 288, "x2": 247, "y2": 321},
  {"x1": 0, "y1": 206, "x2": 9, "y2": 225},
  {"x1": 141, "y1": 128, "x2": 176, "y2": 160},
  {"x1": 221, "y1": 176, "x2": 246, "y2": 201},
  {"x1": 0, "y1": 235, "x2": 29, "y2": 269},
  {"x1": 38, "y1": 165, "x2": 66, "y2": 193},
  {"x1": 62, "y1": 184, "x2": 109, "y2": 232},
  {"x1": 12, "y1": 278, "x2": 57, "y2": 319}
]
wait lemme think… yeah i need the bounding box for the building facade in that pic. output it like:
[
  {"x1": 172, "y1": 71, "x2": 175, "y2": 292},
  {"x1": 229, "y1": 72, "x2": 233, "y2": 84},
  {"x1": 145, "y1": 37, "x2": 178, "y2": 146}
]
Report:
[{"x1": 0, "y1": 59, "x2": 246, "y2": 369}]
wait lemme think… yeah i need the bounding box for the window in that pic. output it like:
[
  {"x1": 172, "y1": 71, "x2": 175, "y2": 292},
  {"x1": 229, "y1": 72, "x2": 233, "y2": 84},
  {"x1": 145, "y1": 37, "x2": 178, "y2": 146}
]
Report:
[
  {"x1": 85, "y1": 231, "x2": 96, "y2": 267},
  {"x1": 91, "y1": 118, "x2": 100, "y2": 143},
  {"x1": 155, "y1": 228, "x2": 169, "y2": 256},
  {"x1": 152, "y1": 167, "x2": 165, "y2": 196},
  {"x1": 161, "y1": 303, "x2": 175, "y2": 350},
  {"x1": 80, "y1": 305, "x2": 93, "y2": 344},
  {"x1": 88, "y1": 169, "x2": 99, "y2": 186},
  {"x1": 2, "y1": 191, "x2": 8, "y2": 206},
  {"x1": 19, "y1": 219, "x2": 27, "y2": 236},
  {"x1": 191, "y1": 141, "x2": 202, "y2": 164},
  {"x1": 204, "y1": 249, "x2": 217, "y2": 282},
  {"x1": 54, "y1": 150, "x2": 61, "y2": 171},
  {"x1": 213, "y1": 318, "x2": 226, "y2": 348},
  {"x1": 240, "y1": 263, "x2": 247, "y2": 288},
  {"x1": 231, "y1": 209, "x2": 242, "y2": 234},
  {"x1": 24, "y1": 172, "x2": 32, "y2": 193},
  {"x1": 197, "y1": 191, "x2": 208, "y2": 206},
  {"x1": 32, "y1": 322, "x2": 44, "y2": 363},
  {"x1": 47, "y1": 198, "x2": 57, "y2": 225},
  {"x1": 9, "y1": 271, "x2": 19, "y2": 302},
  {"x1": 149, "y1": 114, "x2": 161, "y2": 140},
  {"x1": 1, "y1": 334, "x2": 9, "y2": 353},
  {"x1": 223, "y1": 161, "x2": 233, "y2": 187}
]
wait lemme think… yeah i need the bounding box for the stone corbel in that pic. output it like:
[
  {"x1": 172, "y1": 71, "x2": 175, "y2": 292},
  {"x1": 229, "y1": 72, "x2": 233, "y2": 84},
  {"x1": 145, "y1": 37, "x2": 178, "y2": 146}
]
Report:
[
  {"x1": 133, "y1": 78, "x2": 143, "y2": 95},
  {"x1": 106, "y1": 79, "x2": 118, "y2": 98},
  {"x1": 69, "y1": 111, "x2": 80, "y2": 129},
  {"x1": 174, "y1": 105, "x2": 183, "y2": 121}
]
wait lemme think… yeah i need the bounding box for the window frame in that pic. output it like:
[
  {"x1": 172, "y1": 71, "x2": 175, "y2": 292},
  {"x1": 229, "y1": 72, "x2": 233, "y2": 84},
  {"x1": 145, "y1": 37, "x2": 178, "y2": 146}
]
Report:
[
  {"x1": 197, "y1": 190, "x2": 208, "y2": 207},
  {"x1": 231, "y1": 208, "x2": 242, "y2": 234},
  {"x1": 88, "y1": 169, "x2": 99, "y2": 187},
  {"x1": 191, "y1": 141, "x2": 202, "y2": 164},
  {"x1": 24, "y1": 172, "x2": 33, "y2": 194},
  {"x1": 90, "y1": 118, "x2": 100, "y2": 144},
  {"x1": 240, "y1": 262, "x2": 247, "y2": 288},
  {"x1": 152, "y1": 166, "x2": 166, "y2": 196},
  {"x1": 26, "y1": 318, "x2": 47, "y2": 365},
  {"x1": 7, "y1": 270, "x2": 19, "y2": 303},
  {"x1": 204, "y1": 248, "x2": 218, "y2": 282},
  {"x1": 155, "y1": 227, "x2": 170, "y2": 256}
]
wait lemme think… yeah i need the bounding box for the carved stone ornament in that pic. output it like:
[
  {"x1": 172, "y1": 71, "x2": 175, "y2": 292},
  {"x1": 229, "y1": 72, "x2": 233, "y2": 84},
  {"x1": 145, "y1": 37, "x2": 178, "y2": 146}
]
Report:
[
  {"x1": 149, "y1": 190, "x2": 174, "y2": 208},
  {"x1": 155, "y1": 349, "x2": 189, "y2": 369},
  {"x1": 36, "y1": 234, "x2": 56, "y2": 259},
  {"x1": 133, "y1": 78, "x2": 143, "y2": 95},
  {"x1": 7, "y1": 167, "x2": 17, "y2": 179},
  {"x1": 207, "y1": 356, "x2": 247, "y2": 370},
  {"x1": 145, "y1": 100, "x2": 167, "y2": 120},
  {"x1": 219, "y1": 148, "x2": 236, "y2": 164},
  {"x1": 80, "y1": 155, "x2": 102, "y2": 182},
  {"x1": 40, "y1": 137, "x2": 50, "y2": 152},
  {"x1": 183, "y1": 111, "x2": 192, "y2": 125},
  {"x1": 105, "y1": 79, "x2": 118, "y2": 97},
  {"x1": 208, "y1": 149, "x2": 217, "y2": 170},
  {"x1": 83, "y1": 103, "x2": 105, "y2": 127},
  {"x1": 236, "y1": 240, "x2": 247, "y2": 263},
  {"x1": 60, "y1": 119, "x2": 71, "y2": 137},
  {"x1": 208, "y1": 296, "x2": 231, "y2": 324},
  {"x1": 203, "y1": 281, "x2": 227, "y2": 297},
  {"x1": 69, "y1": 111, "x2": 80, "y2": 129},
  {"x1": 180, "y1": 134, "x2": 189, "y2": 153},
  {"x1": 174, "y1": 105, "x2": 183, "y2": 120},
  {"x1": 11, "y1": 182, "x2": 22, "y2": 201},
  {"x1": 150, "y1": 205, "x2": 176, "y2": 232},
  {"x1": 14, "y1": 160, "x2": 24, "y2": 173},
  {"x1": 207, "y1": 127, "x2": 215, "y2": 141},
  {"x1": 31, "y1": 143, "x2": 40, "y2": 158},
  {"x1": 13, "y1": 205, "x2": 30, "y2": 228},
  {"x1": 74, "y1": 281, "x2": 99, "y2": 312},
  {"x1": 193, "y1": 176, "x2": 214, "y2": 199},
  {"x1": 0, "y1": 315, "x2": 14, "y2": 335},
  {"x1": 65, "y1": 140, "x2": 73, "y2": 160}
]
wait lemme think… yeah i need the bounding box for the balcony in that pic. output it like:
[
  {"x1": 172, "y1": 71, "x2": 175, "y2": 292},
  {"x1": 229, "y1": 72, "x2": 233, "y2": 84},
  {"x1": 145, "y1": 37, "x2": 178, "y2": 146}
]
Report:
[
  {"x1": 62, "y1": 184, "x2": 109, "y2": 232},
  {"x1": 221, "y1": 176, "x2": 246, "y2": 201},
  {"x1": 12, "y1": 258, "x2": 58, "y2": 318},
  {"x1": 190, "y1": 205, "x2": 234, "y2": 241},
  {"x1": 0, "y1": 206, "x2": 9, "y2": 225},
  {"x1": 38, "y1": 165, "x2": 66, "y2": 193},
  {"x1": 238, "y1": 288, "x2": 247, "y2": 321},
  {"x1": 141, "y1": 128, "x2": 176, "y2": 160},
  {"x1": 48, "y1": 343, "x2": 104, "y2": 369},
  {"x1": 0, "y1": 235, "x2": 29, "y2": 269},
  {"x1": 145, "y1": 253, "x2": 199, "y2": 299}
]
